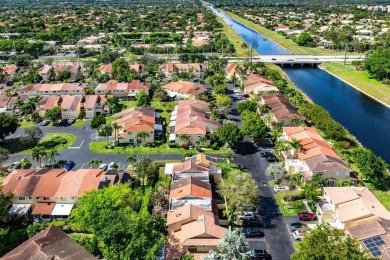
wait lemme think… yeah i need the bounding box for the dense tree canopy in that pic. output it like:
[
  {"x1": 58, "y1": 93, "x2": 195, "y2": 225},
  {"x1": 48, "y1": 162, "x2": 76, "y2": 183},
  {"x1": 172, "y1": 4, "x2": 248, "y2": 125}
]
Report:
[
  {"x1": 364, "y1": 48, "x2": 390, "y2": 82},
  {"x1": 217, "y1": 122, "x2": 243, "y2": 148},
  {"x1": 0, "y1": 113, "x2": 19, "y2": 140},
  {"x1": 241, "y1": 111, "x2": 266, "y2": 139}
]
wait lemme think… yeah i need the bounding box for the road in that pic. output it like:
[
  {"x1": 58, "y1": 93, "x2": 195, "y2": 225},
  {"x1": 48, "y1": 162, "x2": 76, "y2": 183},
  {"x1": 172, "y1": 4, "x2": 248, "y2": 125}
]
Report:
[{"x1": 226, "y1": 85, "x2": 295, "y2": 259}]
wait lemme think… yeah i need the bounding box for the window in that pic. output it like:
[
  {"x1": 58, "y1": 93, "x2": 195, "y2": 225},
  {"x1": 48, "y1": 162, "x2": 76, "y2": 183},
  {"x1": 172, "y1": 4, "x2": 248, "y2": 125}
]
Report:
[
  {"x1": 28, "y1": 197, "x2": 32, "y2": 200},
  {"x1": 18, "y1": 197, "x2": 25, "y2": 201},
  {"x1": 42, "y1": 197, "x2": 49, "y2": 201},
  {"x1": 328, "y1": 180, "x2": 335, "y2": 187},
  {"x1": 36, "y1": 196, "x2": 40, "y2": 200},
  {"x1": 61, "y1": 197, "x2": 67, "y2": 202}
]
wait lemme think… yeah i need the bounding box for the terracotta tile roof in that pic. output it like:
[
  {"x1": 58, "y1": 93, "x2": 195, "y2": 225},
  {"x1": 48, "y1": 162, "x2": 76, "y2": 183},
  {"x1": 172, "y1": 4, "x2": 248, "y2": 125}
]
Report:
[
  {"x1": 262, "y1": 94, "x2": 302, "y2": 121},
  {"x1": 112, "y1": 107, "x2": 155, "y2": 132},
  {"x1": 170, "y1": 176, "x2": 212, "y2": 199},
  {"x1": 60, "y1": 95, "x2": 82, "y2": 110},
  {"x1": 83, "y1": 95, "x2": 99, "y2": 109},
  {"x1": 19, "y1": 83, "x2": 82, "y2": 93},
  {"x1": 188, "y1": 154, "x2": 218, "y2": 169},
  {"x1": 95, "y1": 80, "x2": 149, "y2": 92},
  {"x1": 37, "y1": 65, "x2": 52, "y2": 74},
  {"x1": 99, "y1": 64, "x2": 112, "y2": 74},
  {"x1": 225, "y1": 64, "x2": 238, "y2": 73},
  {"x1": 1, "y1": 65, "x2": 19, "y2": 75},
  {"x1": 172, "y1": 160, "x2": 209, "y2": 173},
  {"x1": 163, "y1": 80, "x2": 206, "y2": 95},
  {"x1": 32, "y1": 202, "x2": 56, "y2": 215},
  {"x1": 0, "y1": 96, "x2": 11, "y2": 107},
  {"x1": 166, "y1": 204, "x2": 213, "y2": 227},
  {"x1": 159, "y1": 63, "x2": 207, "y2": 72},
  {"x1": 35, "y1": 96, "x2": 60, "y2": 112},
  {"x1": 2, "y1": 225, "x2": 96, "y2": 260},
  {"x1": 53, "y1": 65, "x2": 69, "y2": 73}
]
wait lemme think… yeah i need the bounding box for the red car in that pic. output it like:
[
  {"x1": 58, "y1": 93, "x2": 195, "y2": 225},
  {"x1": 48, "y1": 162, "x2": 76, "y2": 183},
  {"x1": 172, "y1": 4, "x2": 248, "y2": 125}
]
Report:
[{"x1": 298, "y1": 212, "x2": 316, "y2": 221}]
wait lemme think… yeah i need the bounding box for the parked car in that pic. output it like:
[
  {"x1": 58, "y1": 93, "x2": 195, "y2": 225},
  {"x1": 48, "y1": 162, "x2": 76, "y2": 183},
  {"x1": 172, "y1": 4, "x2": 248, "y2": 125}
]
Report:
[
  {"x1": 265, "y1": 156, "x2": 276, "y2": 162},
  {"x1": 298, "y1": 212, "x2": 316, "y2": 221},
  {"x1": 242, "y1": 218, "x2": 263, "y2": 227},
  {"x1": 7, "y1": 162, "x2": 20, "y2": 173},
  {"x1": 293, "y1": 229, "x2": 308, "y2": 240},
  {"x1": 238, "y1": 211, "x2": 256, "y2": 220},
  {"x1": 273, "y1": 185, "x2": 289, "y2": 192},
  {"x1": 261, "y1": 152, "x2": 273, "y2": 157},
  {"x1": 67, "y1": 118, "x2": 75, "y2": 124},
  {"x1": 64, "y1": 160, "x2": 75, "y2": 171},
  {"x1": 289, "y1": 222, "x2": 308, "y2": 232},
  {"x1": 287, "y1": 59, "x2": 294, "y2": 61},
  {"x1": 242, "y1": 227, "x2": 265, "y2": 238},
  {"x1": 40, "y1": 119, "x2": 50, "y2": 126},
  {"x1": 99, "y1": 163, "x2": 108, "y2": 171},
  {"x1": 247, "y1": 249, "x2": 272, "y2": 260},
  {"x1": 108, "y1": 162, "x2": 117, "y2": 170},
  {"x1": 271, "y1": 58, "x2": 277, "y2": 61}
]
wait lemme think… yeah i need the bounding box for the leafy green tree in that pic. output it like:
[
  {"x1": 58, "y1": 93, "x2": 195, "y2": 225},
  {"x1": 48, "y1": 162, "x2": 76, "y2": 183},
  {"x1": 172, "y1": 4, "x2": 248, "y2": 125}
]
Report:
[
  {"x1": 20, "y1": 157, "x2": 32, "y2": 169},
  {"x1": 111, "y1": 58, "x2": 129, "y2": 79},
  {"x1": 45, "y1": 106, "x2": 61, "y2": 123},
  {"x1": 21, "y1": 70, "x2": 42, "y2": 84},
  {"x1": 217, "y1": 122, "x2": 243, "y2": 148},
  {"x1": 105, "y1": 96, "x2": 121, "y2": 114},
  {"x1": 179, "y1": 134, "x2": 191, "y2": 146},
  {"x1": 90, "y1": 115, "x2": 106, "y2": 128},
  {"x1": 203, "y1": 230, "x2": 249, "y2": 260},
  {"x1": 135, "y1": 155, "x2": 158, "y2": 187},
  {"x1": 45, "y1": 148, "x2": 59, "y2": 167},
  {"x1": 241, "y1": 112, "x2": 266, "y2": 139},
  {"x1": 136, "y1": 90, "x2": 151, "y2": 107},
  {"x1": 296, "y1": 32, "x2": 313, "y2": 46},
  {"x1": 100, "y1": 124, "x2": 113, "y2": 146},
  {"x1": 21, "y1": 126, "x2": 42, "y2": 147},
  {"x1": 265, "y1": 163, "x2": 286, "y2": 183},
  {"x1": 88, "y1": 158, "x2": 103, "y2": 168},
  {"x1": 364, "y1": 48, "x2": 390, "y2": 81},
  {"x1": 214, "y1": 85, "x2": 227, "y2": 95},
  {"x1": 289, "y1": 173, "x2": 303, "y2": 187},
  {"x1": 292, "y1": 224, "x2": 371, "y2": 260},
  {"x1": 9, "y1": 54, "x2": 34, "y2": 66},
  {"x1": 136, "y1": 131, "x2": 150, "y2": 144},
  {"x1": 56, "y1": 69, "x2": 71, "y2": 82},
  {"x1": 153, "y1": 89, "x2": 168, "y2": 102},
  {"x1": 237, "y1": 100, "x2": 258, "y2": 114},
  {"x1": 127, "y1": 156, "x2": 136, "y2": 166},
  {"x1": 0, "y1": 113, "x2": 18, "y2": 140},
  {"x1": 0, "y1": 147, "x2": 10, "y2": 165},
  {"x1": 219, "y1": 169, "x2": 259, "y2": 221},
  {"x1": 26, "y1": 222, "x2": 49, "y2": 238},
  {"x1": 216, "y1": 95, "x2": 233, "y2": 108}
]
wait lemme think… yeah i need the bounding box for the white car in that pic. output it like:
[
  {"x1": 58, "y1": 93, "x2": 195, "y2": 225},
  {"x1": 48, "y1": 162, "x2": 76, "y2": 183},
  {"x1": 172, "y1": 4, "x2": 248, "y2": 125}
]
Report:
[
  {"x1": 8, "y1": 162, "x2": 20, "y2": 173},
  {"x1": 293, "y1": 229, "x2": 308, "y2": 240},
  {"x1": 108, "y1": 162, "x2": 117, "y2": 170},
  {"x1": 238, "y1": 211, "x2": 256, "y2": 220},
  {"x1": 99, "y1": 163, "x2": 108, "y2": 171},
  {"x1": 67, "y1": 118, "x2": 75, "y2": 124},
  {"x1": 274, "y1": 185, "x2": 289, "y2": 192}
]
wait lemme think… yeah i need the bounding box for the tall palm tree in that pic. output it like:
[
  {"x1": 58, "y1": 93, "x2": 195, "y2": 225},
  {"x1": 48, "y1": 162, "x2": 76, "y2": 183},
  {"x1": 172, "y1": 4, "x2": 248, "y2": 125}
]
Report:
[
  {"x1": 127, "y1": 155, "x2": 136, "y2": 166},
  {"x1": 258, "y1": 104, "x2": 271, "y2": 114},
  {"x1": 179, "y1": 134, "x2": 191, "y2": 146},
  {"x1": 289, "y1": 173, "x2": 303, "y2": 187},
  {"x1": 270, "y1": 129, "x2": 282, "y2": 142},
  {"x1": 83, "y1": 86, "x2": 96, "y2": 95},
  {"x1": 88, "y1": 158, "x2": 102, "y2": 168},
  {"x1": 302, "y1": 184, "x2": 318, "y2": 207},
  {"x1": 45, "y1": 149, "x2": 59, "y2": 168},
  {"x1": 21, "y1": 98, "x2": 37, "y2": 115},
  {"x1": 199, "y1": 136, "x2": 207, "y2": 147},
  {"x1": 111, "y1": 122, "x2": 122, "y2": 146},
  {"x1": 32, "y1": 147, "x2": 43, "y2": 167},
  {"x1": 136, "y1": 131, "x2": 150, "y2": 144},
  {"x1": 4, "y1": 89, "x2": 12, "y2": 97},
  {"x1": 13, "y1": 99, "x2": 24, "y2": 117},
  {"x1": 100, "y1": 124, "x2": 113, "y2": 145},
  {"x1": 289, "y1": 117, "x2": 301, "y2": 126},
  {"x1": 263, "y1": 113, "x2": 272, "y2": 127},
  {"x1": 289, "y1": 138, "x2": 302, "y2": 158},
  {"x1": 311, "y1": 174, "x2": 324, "y2": 188}
]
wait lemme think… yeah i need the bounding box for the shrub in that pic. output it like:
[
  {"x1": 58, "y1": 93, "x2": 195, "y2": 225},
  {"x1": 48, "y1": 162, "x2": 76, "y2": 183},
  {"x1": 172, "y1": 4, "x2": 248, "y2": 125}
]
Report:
[
  {"x1": 183, "y1": 150, "x2": 197, "y2": 157},
  {"x1": 181, "y1": 144, "x2": 189, "y2": 150},
  {"x1": 38, "y1": 136, "x2": 67, "y2": 149},
  {"x1": 168, "y1": 142, "x2": 179, "y2": 148},
  {"x1": 211, "y1": 142, "x2": 220, "y2": 150},
  {"x1": 20, "y1": 157, "x2": 32, "y2": 169}
]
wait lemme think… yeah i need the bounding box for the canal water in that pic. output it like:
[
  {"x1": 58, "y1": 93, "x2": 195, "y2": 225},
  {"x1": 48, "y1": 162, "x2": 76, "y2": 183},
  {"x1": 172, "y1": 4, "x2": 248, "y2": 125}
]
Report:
[{"x1": 207, "y1": 4, "x2": 390, "y2": 163}]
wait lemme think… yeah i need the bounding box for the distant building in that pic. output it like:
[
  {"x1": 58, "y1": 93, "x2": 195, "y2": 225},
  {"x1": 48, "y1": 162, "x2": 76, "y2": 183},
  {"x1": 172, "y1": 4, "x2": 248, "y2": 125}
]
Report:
[
  {"x1": 95, "y1": 80, "x2": 149, "y2": 99},
  {"x1": 162, "y1": 80, "x2": 207, "y2": 100}
]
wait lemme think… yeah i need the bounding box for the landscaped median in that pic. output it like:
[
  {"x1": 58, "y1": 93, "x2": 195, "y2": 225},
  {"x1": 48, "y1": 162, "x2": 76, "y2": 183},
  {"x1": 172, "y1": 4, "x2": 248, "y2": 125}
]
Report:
[
  {"x1": 16, "y1": 133, "x2": 76, "y2": 154},
  {"x1": 89, "y1": 142, "x2": 230, "y2": 155}
]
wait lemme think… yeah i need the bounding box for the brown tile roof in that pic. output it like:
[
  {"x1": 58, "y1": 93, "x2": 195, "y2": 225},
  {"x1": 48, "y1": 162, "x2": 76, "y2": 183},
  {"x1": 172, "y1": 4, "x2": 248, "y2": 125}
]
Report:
[
  {"x1": 2, "y1": 225, "x2": 96, "y2": 260},
  {"x1": 225, "y1": 64, "x2": 238, "y2": 73},
  {"x1": 172, "y1": 160, "x2": 209, "y2": 173},
  {"x1": 170, "y1": 176, "x2": 212, "y2": 199},
  {"x1": 83, "y1": 95, "x2": 98, "y2": 109},
  {"x1": 262, "y1": 94, "x2": 302, "y2": 121},
  {"x1": 163, "y1": 80, "x2": 206, "y2": 95},
  {"x1": 37, "y1": 65, "x2": 52, "y2": 74},
  {"x1": 1, "y1": 65, "x2": 19, "y2": 75},
  {"x1": 159, "y1": 63, "x2": 207, "y2": 72},
  {"x1": 19, "y1": 83, "x2": 82, "y2": 93},
  {"x1": 0, "y1": 96, "x2": 11, "y2": 107},
  {"x1": 95, "y1": 80, "x2": 149, "y2": 92},
  {"x1": 60, "y1": 95, "x2": 82, "y2": 110},
  {"x1": 32, "y1": 202, "x2": 56, "y2": 215},
  {"x1": 53, "y1": 65, "x2": 69, "y2": 73},
  {"x1": 112, "y1": 107, "x2": 155, "y2": 132},
  {"x1": 188, "y1": 154, "x2": 218, "y2": 169},
  {"x1": 347, "y1": 219, "x2": 387, "y2": 241},
  {"x1": 99, "y1": 64, "x2": 112, "y2": 74},
  {"x1": 166, "y1": 204, "x2": 213, "y2": 227},
  {"x1": 35, "y1": 96, "x2": 60, "y2": 112}
]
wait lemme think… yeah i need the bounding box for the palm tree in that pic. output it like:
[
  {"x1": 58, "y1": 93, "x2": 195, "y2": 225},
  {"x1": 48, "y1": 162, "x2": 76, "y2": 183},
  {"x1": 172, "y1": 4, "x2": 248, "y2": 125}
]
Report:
[
  {"x1": 263, "y1": 113, "x2": 272, "y2": 127},
  {"x1": 4, "y1": 88, "x2": 12, "y2": 97},
  {"x1": 136, "y1": 131, "x2": 150, "y2": 144},
  {"x1": 224, "y1": 150, "x2": 235, "y2": 163},
  {"x1": 32, "y1": 147, "x2": 43, "y2": 167},
  {"x1": 289, "y1": 138, "x2": 302, "y2": 158},
  {"x1": 88, "y1": 158, "x2": 102, "y2": 168},
  {"x1": 111, "y1": 122, "x2": 122, "y2": 146},
  {"x1": 83, "y1": 86, "x2": 95, "y2": 95},
  {"x1": 13, "y1": 99, "x2": 24, "y2": 117},
  {"x1": 21, "y1": 98, "x2": 37, "y2": 115},
  {"x1": 258, "y1": 104, "x2": 271, "y2": 114},
  {"x1": 127, "y1": 155, "x2": 136, "y2": 166},
  {"x1": 179, "y1": 134, "x2": 191, "y2": 146},
  {"x1": 100, "y1": 124, "x2": 113, "y2": 145},
  {"x1": 45, "y1": 149, "x2": 59, "y2": 168},
  {"x1": 289, "y1": 173, "x2": 303, "y2": 187},
  {"x1": 270, "y1": 129, "x2": 282, "y2": 142},
  {"x1": 302, "y1": 184, "x2": 318, "y2": 207},
  {"x1": 311, "y1": 174, "x2": 324, "y2": 188},
  {"x1": 289, "y1": 117, "x2": 301, "y2": 126},
  {"x1": 199, "y1": 136, "x2": 207, "y2": 147}
]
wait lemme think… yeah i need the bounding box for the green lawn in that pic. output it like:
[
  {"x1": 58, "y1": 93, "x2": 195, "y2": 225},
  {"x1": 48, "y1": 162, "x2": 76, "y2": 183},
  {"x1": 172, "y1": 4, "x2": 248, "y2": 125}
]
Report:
[
  {"x1": 119, "y1": 100, "x2": 137, "y2": 110},
  {"x1": 221, "y1": 10, "x2": 360, "y2": 56},
  {"x1": 90, "y1": 142, "x2": 229, "y2": 155},
  {"x1": 275, "y1": 192, "x2": 307, "y2": 216},
  {"x1": 366, "y1": 183, "x2": 390, "y2": 211},
  {"x1": 18, "y1": 121, "x2": 37, "y2": 128},
  {"x1": 72, "y1": 119, "x2": 86, "y2": 126},
  {"x1": 18, "y1": 133, "x2": 77, "y2": 154},
  {"x1": 321, "y1": 62, "x2": 390, "y2": 107},
  {"x1": 214, "y1": 13, "x2": 256, "y2": 57},
  {"x1": 124, "y1": 53, "x2": 142, "y2": 59}
]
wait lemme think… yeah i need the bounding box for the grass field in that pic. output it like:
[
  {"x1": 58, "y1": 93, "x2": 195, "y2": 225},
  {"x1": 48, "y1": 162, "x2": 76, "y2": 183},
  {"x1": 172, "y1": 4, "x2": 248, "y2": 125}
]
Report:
[
  {"x1": 221, "y1": 10, "x2": 359, "y2": 56},
  {"x1": 18, "y1": 133, "x2": 77, "y2": 154},
  {"x1": 214, "y1": 13, "x2": 257, "y2": 57},
  {"x1": 19, "y1": 121, "x2": 37, "y2": 128},
  {"x1": 321, "y1": 62, "x2": 390, "y2": 107},
  {"x1": 73, "y1": 120, "x2": 86, "y2": 126},
  {"x1": 275, "y1": 192, "x2": 307, "y2": 216}
]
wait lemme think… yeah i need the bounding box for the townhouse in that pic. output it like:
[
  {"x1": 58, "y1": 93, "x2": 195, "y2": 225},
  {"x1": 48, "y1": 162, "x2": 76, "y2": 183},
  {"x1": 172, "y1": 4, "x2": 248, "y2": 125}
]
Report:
[
  {"x1": 95, "y1": 80, "x2": 150, "y2": 99},
  {"x1": 242, "y1": 74, "x2": 279, "y2": 95},
  {"x1": 0, "y1": 96, "x2": 25, "y2": 115},
  {"x1": 35, "y1": 96, "x2": 61, "y2": 117},
  {"x1": 1, "y1": 65, "x2": 20, "y2": 81},
  {"x1": 83, "y1": 95, "x2": 108, "y2": 119},
  {"x1": 162, "y1": 80, "x2": 207, "y2": 100},
  {"x1": 258, "y1": 94, "x2": 304, "y2": 127},
  {"x1": 18, "y1": 83, "x2": 83, "y2": 96},
  {"x1": 3, "y1": 168, "x2": 122, "y2": 221},
  {"x1": 60, "y1": 95, "x2": 83, "y2": 119},
  {"x1": 279, "y1": 127, "x2": 357, "y2": 186},
  {"x1": 99, "y1": 64, "x2": 143, "y2": 77},
  {"x1": 37, "y1": 65, "x2": 52, "y2": 81},
  {"x1": 2, "y1": 225, "x2": 96, "y2": 260},
  {"x1": 112, "y1": 107, "x2": 162, "y2": 145},
  {"x1": 169, "y1": 100, "x2": 219, "y2": 145},
  {"x1": 225, "y1": 64, "x2": 238, "y2": 80},
  {"x1": 159, "y1": 63, "x2": 207, "y2": 79}
]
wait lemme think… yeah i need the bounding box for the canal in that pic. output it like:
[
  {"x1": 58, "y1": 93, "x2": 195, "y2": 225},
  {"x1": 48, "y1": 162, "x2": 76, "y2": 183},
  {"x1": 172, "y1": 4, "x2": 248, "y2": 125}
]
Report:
[{"x1": 206, "y1": 4, "x2": 390, "y2": 163}]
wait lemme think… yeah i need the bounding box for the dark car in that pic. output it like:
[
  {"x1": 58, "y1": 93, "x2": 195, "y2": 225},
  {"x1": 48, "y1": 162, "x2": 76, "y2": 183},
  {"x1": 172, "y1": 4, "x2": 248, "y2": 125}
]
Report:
[
  {"x1": 247, "y1": 249, "x2": 272, "y2": 260},
  {"x1": 265, "y1": 156, "x2": 276, "y2": 162},
  {"x1": 242, "y1": 227, "x2": 265, "y2": 238},
  {"x1": 64, "y1": 160, "x2": 75, "y2": 171},
  {"x1": 290, "y1": 222, "x2": 308, "y2": 232},
  {"x1": 287, "y1": 59, "x2": 294, "y2": 61},
  {"x1": 261, "y1": 152, "x2": 273, "y2": 157},
  {"x1": 271, "y1": 58, "x2": 277, "y2": 61},
  {"x1": 298, "y1": 212, "x2": 316, "y2": 221},
  {"x1": 242, "y1": 218, "x2": 263, "y2": 227}
]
